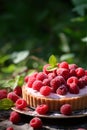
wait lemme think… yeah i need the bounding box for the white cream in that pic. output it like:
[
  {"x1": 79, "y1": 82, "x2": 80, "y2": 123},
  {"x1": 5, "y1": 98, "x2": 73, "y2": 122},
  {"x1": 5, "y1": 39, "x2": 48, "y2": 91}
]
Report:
[{"x1": 25, "y1": 85, "x2": 87, "y2": 99}]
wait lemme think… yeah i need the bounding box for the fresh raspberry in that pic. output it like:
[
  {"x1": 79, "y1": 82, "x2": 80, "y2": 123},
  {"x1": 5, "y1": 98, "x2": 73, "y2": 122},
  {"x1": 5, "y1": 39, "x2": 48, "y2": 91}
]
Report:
[
  {"x1": 9, "y1": 111, "x2": 21, "y2": 124},
  {"x1": 14, "y1": 86, "x2": 22, "y2": 96},
  {"x1": 27, "y1": 77, "x2": 36, "y2": 88},
  {"x1": 60, "y1": 104, "x2": 72, "y2": 115},
  {"x1": 40, "y1": 86, "x2": 51, "y2": 96},
  {"x1": 32, "y1": 80, "x2": 43, "y2": 91},
  {"x1": 24, "y1": 75, "x2": 29, "y2": 83},
  {"x1": 50, "y1": 76, "x2": 61, "y2": 92},
  {"x1": 67, "y1": 76, "x2": 79, "y2": 86},
  {"x1": 85, "y1": 70, "x2": 87, "y2": 76},
  {"x1": 43, "y1": 64, "x2": 51, "y2": 74},
  {"x1": 15, "y1": 98, "x2": 27, "y2": 110},
  {"x1": 69, "y1": 83, "x2": 79, "y2": 94},
  {"x1": 58, "y1": 61, "x2": 69, "y2": 69},
  {"x1": 56, "y1": 68, "x2": 69, "y2": 80},
  {"x1": 56, "y1": 84, "x2": 68, "y2": 95},
  {"x1": 6, "y1": 127, "x2": 14, "y2": 130},
  {"x1": 0, "y1": 89, "x2": 7, "y2": 99},
  {"x1": 69, "y1": 69, "x2": 76, "y2": 77},
  {"x1": 36, "y1": 104, "x2": 49, "y2": 115},
  {"x1": 7, "y1": 92, "x2": 20, "y2": 102},
  {"x1": 43, "y1": 78, "x2": 50, "y2": 86},
  {"x1": 78, "y1": 76, "x2": 87, "y2": 88},
  {"x1": 36, "y1": 72, "x2": 48, "y2": 81},
  {"x1": 29, "y1": 117, "x2": 42, "y2": 128},
  {"x1": 48, "y1": 72, "x2": 56, "y2": 80},
  {"x1": 56, "y1": 76, "x2": 66, "y2": 85},
  {"x1": 69, "y1": 64, "x2": 78, "y2": 70},
  {"x1": 75, "y1": 67, "x2": 85, "y2": 78}
]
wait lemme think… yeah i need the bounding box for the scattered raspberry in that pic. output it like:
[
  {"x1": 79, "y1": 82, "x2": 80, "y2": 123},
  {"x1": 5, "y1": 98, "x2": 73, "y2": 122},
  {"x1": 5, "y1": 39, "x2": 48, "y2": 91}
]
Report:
[
  {"x1": 75, "y1": 67, "x2": 85, "y2": 78},
  {"x1": 27, "y1": 77, "x2": 36, "y2": 88},
  {"x1": 7, "y1": 92, "x2": 19, "y2": 102},
  {"x1": 14, "y1": 86, "x2": 22, "y2": 96},
  {"x1": 6, "y1": 127, "x2": 14, "y2": 130},
  {"x1": 58, "y1": 61, "x2": 69, "y2": 69},
  {"x1": 43, "y1": 78, "x2": 50, "y2": 86},
  {"x1": 56, "y1": 68, "x2": 69, "y2": 80},
  {"x1": 32, "y1": 80, "x2": 43, "y2": 91},
  {"x1": 0, "y1": 89, "x2": 7, "y2": 99},
  {"x1": 69, "y1": 64, "x2": 78, "y2": 70},
  {"x1": 60, "y1": 104, "x2": 72, "y2": 115},
  {"x1": 40, "y1": 86, "x2": 51, "y2": 96},
  {"x1": 50, "y1": 76, "x2": 61, "y2": 92},
  {"x1": 9, "y1": 111, "x2": 21, "y2": 124},
  {"x1": 36, "y1": 72, "x2": 48, "y2": 81},
  {"x1": 56, "y1": 84, "x2": 67, "y2": 95},
  {"x1": 69, "y1": 83, "x2": 79, "y2": 94},
  {"x1": 36, "y1": 104, "x2": 49, "y2": 115},
  {"x1": 15, "y1": 98, "x2": 27, "y2": 110},
  {"x1": 30, "y1": 117, "x2": 42, "y2": 128},
  {"x1": 67, "y1": 76, "x2": 79, "y2": 86}
]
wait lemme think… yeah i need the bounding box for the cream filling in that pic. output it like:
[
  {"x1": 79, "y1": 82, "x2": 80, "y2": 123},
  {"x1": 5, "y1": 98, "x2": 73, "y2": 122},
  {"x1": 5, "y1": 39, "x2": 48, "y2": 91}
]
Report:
[{"x1": 25, "y1": 85, "x2": 87, "y2": 99}]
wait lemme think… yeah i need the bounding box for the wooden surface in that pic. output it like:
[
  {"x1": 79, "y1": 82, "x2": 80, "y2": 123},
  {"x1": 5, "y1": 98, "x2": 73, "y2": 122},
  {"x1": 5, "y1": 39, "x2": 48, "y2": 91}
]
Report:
[{"x1": 0, "y1": 110, "x2": 87, "y2": 130}]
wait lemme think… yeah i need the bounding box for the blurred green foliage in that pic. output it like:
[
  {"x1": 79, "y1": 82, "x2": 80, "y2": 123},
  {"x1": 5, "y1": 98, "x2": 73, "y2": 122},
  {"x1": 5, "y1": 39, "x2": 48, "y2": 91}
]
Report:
[{"x1": 0, "y1": 0, "x2": 87, "y2": 80}]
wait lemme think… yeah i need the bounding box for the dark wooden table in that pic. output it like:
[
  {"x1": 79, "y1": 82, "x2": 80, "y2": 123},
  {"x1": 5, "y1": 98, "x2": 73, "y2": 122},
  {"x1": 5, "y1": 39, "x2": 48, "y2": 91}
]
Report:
[{"x1": 0, "y1": 110, "x2": 87, "y2": 130}]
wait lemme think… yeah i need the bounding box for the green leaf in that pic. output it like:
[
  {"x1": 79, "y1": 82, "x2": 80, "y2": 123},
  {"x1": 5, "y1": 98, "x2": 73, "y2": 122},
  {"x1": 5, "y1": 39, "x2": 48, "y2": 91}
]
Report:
[
  {"x1": 11, "y1": 50, "x2": 29, "y2": 64},
  {"x1": 0, "y1": 75, "x2": 24, "y2": 90},
  {"x1": 48, "y1": 55, "x2": 57, "y2": 67},
  {"x1": 0, "y1": 98, "x2": 14, "y2": 110}
]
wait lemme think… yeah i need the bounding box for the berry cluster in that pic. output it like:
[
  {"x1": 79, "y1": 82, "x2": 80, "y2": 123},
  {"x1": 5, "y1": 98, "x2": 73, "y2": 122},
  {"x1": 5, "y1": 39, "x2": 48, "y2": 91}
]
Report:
[{"x1": 25, "y1": 61, "x2": 87, "y2": 95}]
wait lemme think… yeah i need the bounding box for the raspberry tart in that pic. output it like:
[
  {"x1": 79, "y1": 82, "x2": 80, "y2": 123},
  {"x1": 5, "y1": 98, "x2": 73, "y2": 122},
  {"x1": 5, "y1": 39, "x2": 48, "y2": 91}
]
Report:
[{"x1": 22, "y1": 61, "x2": 87, "y2": 112}]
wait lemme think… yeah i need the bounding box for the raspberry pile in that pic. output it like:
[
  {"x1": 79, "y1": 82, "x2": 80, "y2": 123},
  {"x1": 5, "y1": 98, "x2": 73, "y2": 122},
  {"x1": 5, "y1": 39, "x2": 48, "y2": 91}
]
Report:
[{"x1": 25, "y1": 61, "x2": 87, "y2": 95}]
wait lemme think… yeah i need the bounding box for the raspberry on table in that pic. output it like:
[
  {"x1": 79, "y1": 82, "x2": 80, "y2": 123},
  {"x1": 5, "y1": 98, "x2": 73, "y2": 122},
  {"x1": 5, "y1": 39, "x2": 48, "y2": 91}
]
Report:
[
  {"x1": 14, "y1": 86, "x2": 22, "y2": 96},
  {"x1": 9, "y1": 111, "x2": 21, "y2": 124},
  {"x1": 58, "y1": 61, "x2": 69, "y2": 69},
  {"x1": 32, "y1": 80, "x2": 43, "y2": 91},
  {"x1": 40, "y1": 86, "x2": 51, "y2": 96},
  {"x1": 36, "y1": 104, "x2": 49, "y2": 115},
  {"x1": 56, "y1": 84, "x2": 68, "y2": 95},
  {"x1": 6, "y1": 127, "x2": 14, "y2": 130},
  {"x1": 15, "y1": 98, "x2": 27, "y2": 110},
  {"x1": 7, "y1": 92, "x2": 20, "y2": 102},
  {"x1": 60, "y1": 104, "x2": 72, "y2": 115},
  {"x1": 0, "y1": 89, "x2": 7, "y2": 99},
  {"x1": 75, "y1": 67, "x2": 85, "y2": 78},
  {"x1": 29, "y1": 117, "x2": 42, "y2": 128},
  {"x1": 36, "y1": 72, "x2": 48, "y2": 81}
]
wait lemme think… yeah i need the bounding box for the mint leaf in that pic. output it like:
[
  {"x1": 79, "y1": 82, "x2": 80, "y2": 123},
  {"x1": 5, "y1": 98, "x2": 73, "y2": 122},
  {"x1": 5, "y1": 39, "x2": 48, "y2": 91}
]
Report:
[
  {"x1": 0, "y1": 98, "x2": 14, "y2": 110},
  {"x1": 49, "y1": 55, "x2": 57, "y2": 67}
]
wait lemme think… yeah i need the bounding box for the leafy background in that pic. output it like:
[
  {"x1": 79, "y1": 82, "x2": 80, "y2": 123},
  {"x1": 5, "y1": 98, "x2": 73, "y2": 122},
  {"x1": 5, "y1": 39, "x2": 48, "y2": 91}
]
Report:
[{"x1": 0, "y1": 0, "x2": 87, "y2": 80}]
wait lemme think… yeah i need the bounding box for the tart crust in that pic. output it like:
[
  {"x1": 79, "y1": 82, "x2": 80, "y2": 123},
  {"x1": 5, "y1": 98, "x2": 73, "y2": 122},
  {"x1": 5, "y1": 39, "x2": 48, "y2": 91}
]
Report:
[{"x1": 22, "y1": 86, "x2": 87, "y2": 111}]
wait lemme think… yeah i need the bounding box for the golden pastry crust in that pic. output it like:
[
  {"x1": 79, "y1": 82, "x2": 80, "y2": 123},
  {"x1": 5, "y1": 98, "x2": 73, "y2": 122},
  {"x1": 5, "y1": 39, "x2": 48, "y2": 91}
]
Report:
[{"x1": 22, "y1": 86, "x2": 87, "y2": 111}]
